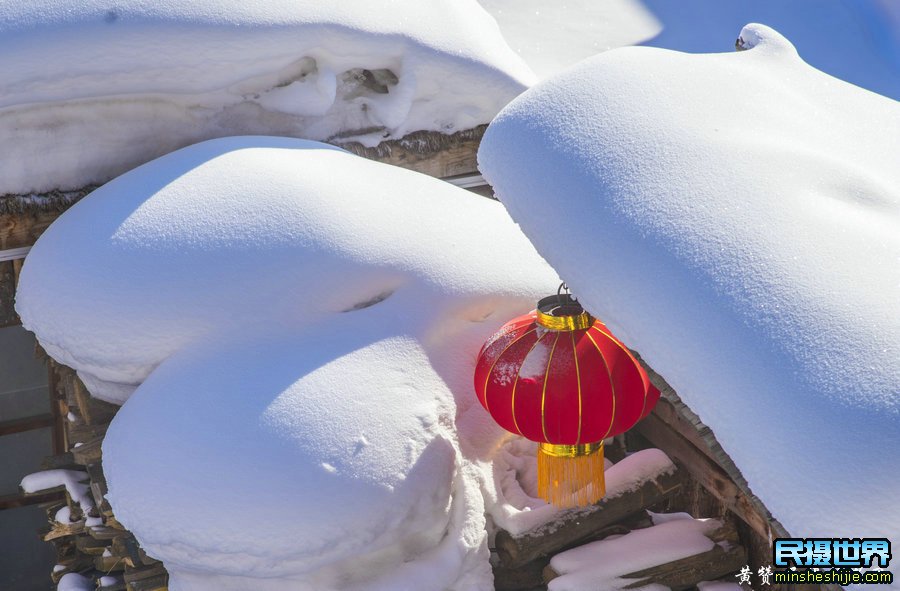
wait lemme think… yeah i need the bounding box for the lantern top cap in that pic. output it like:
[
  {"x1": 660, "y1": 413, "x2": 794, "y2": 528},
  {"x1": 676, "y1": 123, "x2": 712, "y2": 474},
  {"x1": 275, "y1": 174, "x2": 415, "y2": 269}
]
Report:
[{"x1": 536, "y1": 293, "x2": 594, "y2": 331}]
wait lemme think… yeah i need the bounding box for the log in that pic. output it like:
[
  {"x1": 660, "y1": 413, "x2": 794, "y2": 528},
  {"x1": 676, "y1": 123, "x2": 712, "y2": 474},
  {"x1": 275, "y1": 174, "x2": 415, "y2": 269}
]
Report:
[
  {"x1": 494, "y1": 451, "x2": 684, "y2": 567},
  {"x1": 492, "y1": 558, "x2": 550, "y2": 591},
  {"x1": 70, "y1": 375, "x2": 118, "y2": 426},
  {"x1": 620, "y1": 520, "x2": 746, "y2": 589},
  {"x1": 72, "y1": 436, "x2": 103, "y2": 465},
  {"x1": 124, "y1": 563, "x2": 168, "y2": 591},
  {"x1": 494, "y1": 514, "x2": 652, "y2": 591}
]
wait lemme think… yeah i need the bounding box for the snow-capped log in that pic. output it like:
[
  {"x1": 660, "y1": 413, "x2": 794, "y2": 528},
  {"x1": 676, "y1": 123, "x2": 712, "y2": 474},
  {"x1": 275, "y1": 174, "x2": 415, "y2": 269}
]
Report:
[
  {"x1": 0, "y1": 0, "x2": 533, "y2": 196},
  {"x1": 543, "y1": 515, "x2": 745, "y2": 591},
  {"x1": 478, "y1": 22, "x2": 900, "y2": 542},
  {"x1": 494, "y1": 449, "x2": 684, "y2": 568}
]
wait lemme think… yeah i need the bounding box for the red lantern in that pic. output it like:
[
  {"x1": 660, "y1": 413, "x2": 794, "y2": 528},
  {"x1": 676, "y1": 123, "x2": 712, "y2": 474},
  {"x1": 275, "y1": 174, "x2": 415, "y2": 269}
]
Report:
[{"x1": 474, "y1": 291, "x2": 659, "y2": 507}]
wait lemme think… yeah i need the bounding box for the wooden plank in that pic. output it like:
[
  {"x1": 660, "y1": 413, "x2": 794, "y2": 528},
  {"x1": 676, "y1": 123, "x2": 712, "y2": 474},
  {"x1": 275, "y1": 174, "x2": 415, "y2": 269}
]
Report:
[
  {"x1": 76, "y1": 535, "x2": 112, "y2": 556},
  {"x1": 543, "y1": 520, "x2": 746, "y2": 590},
  {"x1": 620, "y1": 521, "x2": 746, "y2": 589},
  {"x1": 49, "y1": 554, "x2": 94, "y2": 584},
  {"x1": 67, "y1": 420, "x2": 109, "y2": 444},
  {"x1": 48, "y1": 360, "x2": 68, "y2": 454},
  {"x1": 112, "y1": 535, "x2": 145, "y2": 569},
  {"x1": 494, "y1": 460, "x2": 685, "y2": 568},
  {"x1": 633, "y1": 412, "x2": 772, "y2": 538},
  {"x1": 0, "y1": 259, "x2": 17, "y2": 327},
  {"x1": 0, "y1": 489, "x2": 66, "y2": 510},
  {"x1": 0, "y1": 210, "x2": 64, "y2": 250},
  {"x1": 0, "y1": 413, "x2": 54, "y2": 436},
  {"x1": 96, "y1": 554, "x2": 126, "y2": 573},
  {"x1": 72, "y1": 375, "x2": 118, "y2": 426},
  {"x1": 41, "y1": 452, "x2": 78, "y2": 471},
  {"x1": 72, "y1": 436, "x2": 103, "y2": 465},
  {"x1": 125, "y1": 563, "x2": 168, "y2": 591}
]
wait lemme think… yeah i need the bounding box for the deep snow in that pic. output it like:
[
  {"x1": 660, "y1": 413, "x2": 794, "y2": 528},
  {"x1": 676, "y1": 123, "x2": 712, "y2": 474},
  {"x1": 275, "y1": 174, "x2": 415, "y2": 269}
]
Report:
[
  {"x1": 17, "y1": 137, "x2": 561, "y2": 590},
  {"x1": 479, "y1": 0, "x2": 900, "y2": 99},
  {"x1": 0, "y1": 0, "x2": 533, "y2": 196},
  {"x1": 479, "y1": 24, "x2": 900, "y2": 541}
]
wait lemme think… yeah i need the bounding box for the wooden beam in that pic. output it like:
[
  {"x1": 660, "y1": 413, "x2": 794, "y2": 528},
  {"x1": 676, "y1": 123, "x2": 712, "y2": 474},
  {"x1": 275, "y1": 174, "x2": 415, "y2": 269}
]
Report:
[
  {"x1": 0, "y1": 210, "x2": 63, "y2": 251},
  {"x1": 0, "y1": 259, "x2": 18, "y2": 327},
  {"x1": 633, "y1": 411, "x2": 772, "y2": 539},
  {"x1": 0, "y1": 490, "x2": 66, "y2": 510},
  {"x1": 494, "y1": 461, "x2": 685, "y2": 568},
  {"x1": 0, "y1": 413, "x2": 54, "y2": 436},
  {"x1": 620, "y1": 521, "x2": 746, "y2": 589},
  {"x1": 542, "y1": 519, "x2": 747, "y2": 590}
]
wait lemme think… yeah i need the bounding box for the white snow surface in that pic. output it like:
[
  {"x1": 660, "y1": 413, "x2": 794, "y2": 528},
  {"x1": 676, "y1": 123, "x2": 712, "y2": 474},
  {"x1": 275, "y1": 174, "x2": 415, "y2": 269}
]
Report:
[
  {"x1": 17, "y1": 137, "x2": 560, "y2": 590},
  {"x1": 548, "y1": 515, "x2": 720, "y2": 591},
  {"x1": 57, "y1": 573, "x2": 93, "y2": 591},
  {"x1": 479, "y1": 24, "x2": 900, "y2": 541},
  {"x1": 489, "y1": 443, "x2": 673, "y2": 536},
  {"x1": 478, "y1": 0, "x2": 900, "y2": 99},
  {"x1": 0, "y1": 0, "x2": 533, "y2": 196},
  {"x1": 20, "y1": 469, "x2": 94, "y2": 514}
]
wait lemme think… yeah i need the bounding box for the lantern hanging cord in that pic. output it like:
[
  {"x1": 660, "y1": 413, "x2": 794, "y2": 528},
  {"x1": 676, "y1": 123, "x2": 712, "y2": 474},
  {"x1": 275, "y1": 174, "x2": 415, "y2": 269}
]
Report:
[{"x1": 557, "y1": 282, "x2": 577, "y2": 305}]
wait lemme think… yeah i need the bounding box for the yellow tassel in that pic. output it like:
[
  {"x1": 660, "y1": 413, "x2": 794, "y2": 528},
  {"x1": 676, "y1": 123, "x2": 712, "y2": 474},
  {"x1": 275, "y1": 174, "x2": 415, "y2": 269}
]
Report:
[{"x1": 537, "y1": 442, "x2": 605, "y2": 508}]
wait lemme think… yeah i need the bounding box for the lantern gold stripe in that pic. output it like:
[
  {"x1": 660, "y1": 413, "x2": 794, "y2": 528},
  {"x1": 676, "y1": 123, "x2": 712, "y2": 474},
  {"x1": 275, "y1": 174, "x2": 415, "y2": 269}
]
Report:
[
  {"x1": 540, "y1": 332, "x2": 561, "y2": 443},
  {"x1": 591, "y1": 325, "x2": 650, "y2": 423},
  {"x1": 511, "y1": 330, "x2": 550, "y2": 437},
  {"x1": 571, "y1": 331, "x2": 583, "y2": 445},
  {"x1": 585, "y1": 329, "x2": 616, "y2": 440},
  {"x1": 483, "y1": 327, "x2": 537, "y2": 417}
]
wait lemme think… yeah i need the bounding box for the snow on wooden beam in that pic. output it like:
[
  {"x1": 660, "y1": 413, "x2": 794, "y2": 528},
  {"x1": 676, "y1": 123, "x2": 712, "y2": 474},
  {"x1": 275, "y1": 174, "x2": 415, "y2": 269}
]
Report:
[{"x1": 494, "y1": 450, "x2": 685, "y2": 568}]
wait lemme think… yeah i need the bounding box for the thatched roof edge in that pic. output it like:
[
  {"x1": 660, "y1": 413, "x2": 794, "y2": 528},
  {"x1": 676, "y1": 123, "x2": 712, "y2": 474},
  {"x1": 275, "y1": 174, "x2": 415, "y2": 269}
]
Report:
[{"x1": 0, "y1": 186, "x2": 98, "y2": 216}]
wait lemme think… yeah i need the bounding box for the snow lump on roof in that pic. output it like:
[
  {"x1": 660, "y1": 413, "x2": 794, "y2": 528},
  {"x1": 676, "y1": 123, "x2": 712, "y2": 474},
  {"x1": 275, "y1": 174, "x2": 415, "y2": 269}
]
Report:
[
  {"x1": 0, "y1": 0, "x2": 534, "y2": 195},
  {"x1": 16, "y1": 136, "x2": 560, "y2": 590},
  {"x1": 478, "y1": 23, "x2": 900, "y2": 540}
]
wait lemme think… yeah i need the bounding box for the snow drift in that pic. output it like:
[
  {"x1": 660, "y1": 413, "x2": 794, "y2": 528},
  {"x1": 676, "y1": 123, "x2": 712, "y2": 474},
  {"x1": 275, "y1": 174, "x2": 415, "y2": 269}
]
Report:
[
  {"x1": 0, "y1": 0, "x2": 533, "y2": 196},
  {"x1": 478, "y1": 0, "x2": 900, "y2": 100},
  {"x1": 479, "y1": 24, "x2": 900, "y2": 540},
  {"x1": 16, "y1": 137, "x2": 560, "y2": 590}
]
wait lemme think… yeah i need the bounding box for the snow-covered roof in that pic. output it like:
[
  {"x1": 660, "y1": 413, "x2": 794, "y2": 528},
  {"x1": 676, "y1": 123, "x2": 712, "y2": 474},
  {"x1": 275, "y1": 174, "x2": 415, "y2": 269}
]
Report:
[
  {"x1": 0, "y1": 0, "x2": 533, "y2": 195},
  {"x1": 479, "y1": 24, "x2": 900, "y2": 540},
  {"x1": 15, "y1": 137, "x2": 560, "y2": 588},
  {"x1": 480, "y1": 0, "x2": 900, "y2": 100}
]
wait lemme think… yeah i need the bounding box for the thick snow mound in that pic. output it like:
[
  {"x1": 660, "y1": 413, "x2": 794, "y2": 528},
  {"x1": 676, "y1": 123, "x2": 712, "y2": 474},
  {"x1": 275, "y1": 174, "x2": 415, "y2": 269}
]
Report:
[
  {"x1": 0, "y1": 0, "x2": 533, "y2": 195},
  {"x1": 479, "y1": 24, "x2": 900, "y2": 540},
  {"x1": 479, "y1": 0, "x2": 900, "y2": 99},
  {"x1": 17, "y1": 137, "x2": 555, "y2": 405},
  {"x1": 104, "y1": 327, "x2": 462, "y2": 588},
  {"x1": 18, "y1": 136, "x2": 559, "y2": 590}
]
